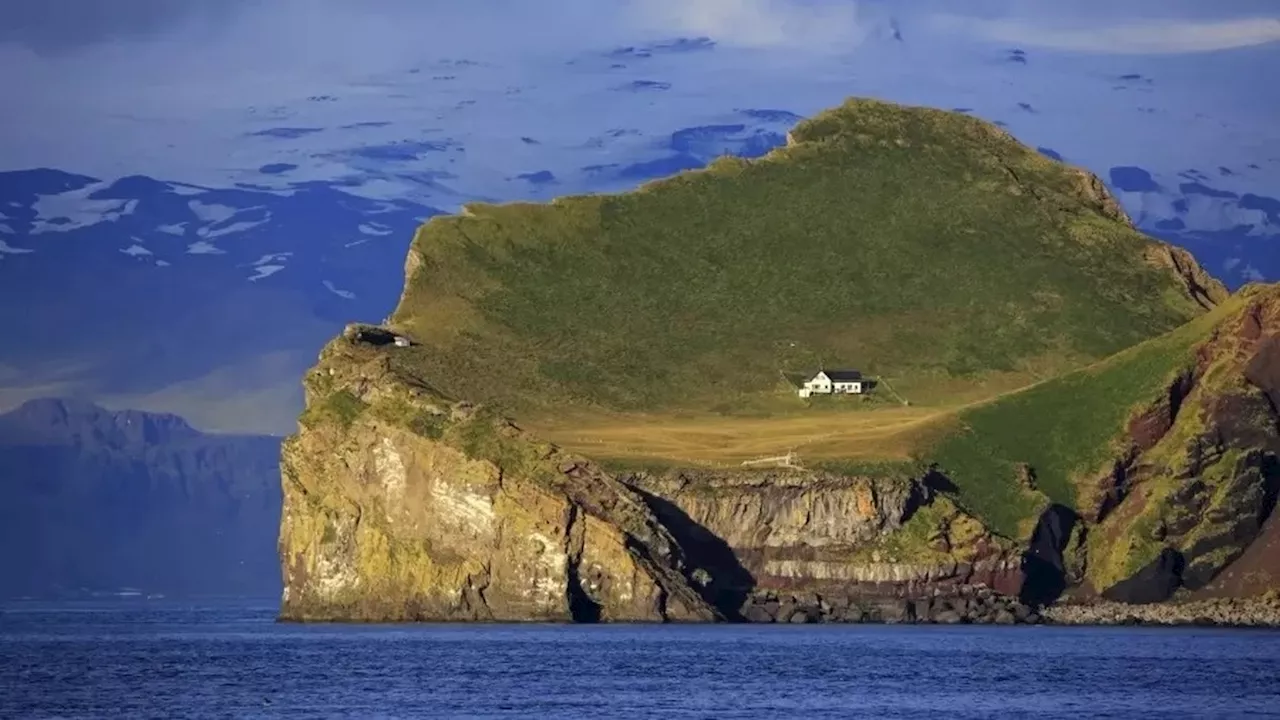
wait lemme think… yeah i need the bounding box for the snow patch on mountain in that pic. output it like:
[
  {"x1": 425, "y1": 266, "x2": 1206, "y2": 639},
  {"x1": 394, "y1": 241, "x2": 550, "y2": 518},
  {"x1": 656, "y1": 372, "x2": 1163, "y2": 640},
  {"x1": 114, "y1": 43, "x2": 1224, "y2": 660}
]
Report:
[
  {"x1": 188, "y1": 201, "x2": 239, "y2": 225},
  {"x1": 165, "y1": 184, "x2": 208, "y2": 197},
  {"x1": 1110, "y1": 166, "x2": 1280, "y2": 238},
  {"x1": 248, "y1": 265, "x2": 285, "y2": 281},
  {"x1": 30, "y1": 183, "x2": 136, "y2": 234},
  {"x1": 198, "y1": 215, "x2": 271, "y2": 239},
  {"x1": 245, "y1": 253, "x2": 291, "y2": 282},
  {"x1": 322, "y1": 280, "x2": 356, "y2": 300},
  {"x1": 186, "y1": 241, "x2": 225, "y2": 255}
]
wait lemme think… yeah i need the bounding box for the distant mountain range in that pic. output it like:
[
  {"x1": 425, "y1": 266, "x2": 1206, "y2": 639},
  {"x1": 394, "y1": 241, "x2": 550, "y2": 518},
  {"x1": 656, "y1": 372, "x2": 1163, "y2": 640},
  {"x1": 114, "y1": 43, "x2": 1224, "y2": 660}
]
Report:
[{"x1": 0, "y1": 398, "x2": 280, "y2": 599}]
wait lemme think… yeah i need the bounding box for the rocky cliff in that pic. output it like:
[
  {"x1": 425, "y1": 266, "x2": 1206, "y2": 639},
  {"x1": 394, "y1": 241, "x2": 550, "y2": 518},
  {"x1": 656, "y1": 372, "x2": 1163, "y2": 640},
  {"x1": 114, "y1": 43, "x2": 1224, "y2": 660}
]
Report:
[
  {"x1": 279, "y1": 327, "x2": 719, "y2": 622},
  {"x1": 279, "y1": 334, "x2": 1035, "y2": 622},
  {"x1": 280, "y1": 328, "x2": 1053, "y2": 623},
  {"x1": 1077, "y1": 287, "x2": 1280, "y2": 603},
  {"x1": 623, "y1": 470, "x2": 1024, "y2": 622},
  {"x1": 279, "y1": 291, "x2": 1280, "y2": 624}
]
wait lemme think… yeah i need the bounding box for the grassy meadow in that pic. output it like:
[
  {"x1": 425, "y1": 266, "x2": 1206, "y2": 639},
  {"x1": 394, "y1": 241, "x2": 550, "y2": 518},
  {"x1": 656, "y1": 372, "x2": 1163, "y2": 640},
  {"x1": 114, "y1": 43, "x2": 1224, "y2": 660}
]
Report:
[{"x1": 390, "y1": 97, "x2": 1207, "y2": 422}]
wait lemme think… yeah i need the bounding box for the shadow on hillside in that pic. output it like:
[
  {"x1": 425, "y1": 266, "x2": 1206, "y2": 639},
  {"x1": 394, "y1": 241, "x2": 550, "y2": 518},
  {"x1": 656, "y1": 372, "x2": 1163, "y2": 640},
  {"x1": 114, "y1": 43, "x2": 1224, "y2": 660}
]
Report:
[
  {"x1": 921, "y1": 467, "x2": 958, "y2": 494},
  {"x1": 627, "y1": 485, "x2": 756, "y2": 620},
  {"x1": 1020, "y1": 503, "x2": 1081, "y2": 607}
]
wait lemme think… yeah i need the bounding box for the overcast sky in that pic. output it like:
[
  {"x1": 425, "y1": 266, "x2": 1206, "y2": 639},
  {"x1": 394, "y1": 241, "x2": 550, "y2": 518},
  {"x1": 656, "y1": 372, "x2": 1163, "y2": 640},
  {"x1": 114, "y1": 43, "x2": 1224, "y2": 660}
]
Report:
[
  {"x1": 0, "y1": 0, "x2": 1276, "y2": 196},
  {"x1": 3, "y1": 0, "x2": 1279, "y2": 54}
]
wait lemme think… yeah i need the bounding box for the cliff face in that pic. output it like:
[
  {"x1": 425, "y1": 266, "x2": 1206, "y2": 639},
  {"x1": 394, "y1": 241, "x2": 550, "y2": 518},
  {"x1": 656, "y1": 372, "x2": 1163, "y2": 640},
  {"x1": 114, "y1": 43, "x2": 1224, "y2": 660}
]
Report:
[
  {"x1": 623, "y1": 470, "x2": 1022, "y2": 619},
  {"x1": 279, "y1": 291, "x2": 1280, "y2": 623},
  {"x1": 279, "y1": 331, "x2": 1029, "y2": 622},
  {"x1": 1079, "y1": 289, "x2": 1280, "y2": 603},
  {"x1": 278, "y1": 327, "x2": 719, "y2": 622}
]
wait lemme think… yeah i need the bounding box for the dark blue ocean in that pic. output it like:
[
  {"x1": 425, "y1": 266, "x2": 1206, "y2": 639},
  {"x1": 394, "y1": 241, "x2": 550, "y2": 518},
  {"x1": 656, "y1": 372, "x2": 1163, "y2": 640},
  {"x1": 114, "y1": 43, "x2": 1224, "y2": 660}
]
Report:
[{"x1": 3, "y1": 601, "x2": 1279, "y2": 719}]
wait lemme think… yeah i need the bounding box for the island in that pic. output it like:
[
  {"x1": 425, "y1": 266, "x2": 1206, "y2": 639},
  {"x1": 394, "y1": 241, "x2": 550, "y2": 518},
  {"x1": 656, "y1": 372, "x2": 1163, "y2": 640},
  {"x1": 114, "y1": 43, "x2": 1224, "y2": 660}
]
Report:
[{"x1": 277, "y1": 97, "x2": 1279, "y2": 627}]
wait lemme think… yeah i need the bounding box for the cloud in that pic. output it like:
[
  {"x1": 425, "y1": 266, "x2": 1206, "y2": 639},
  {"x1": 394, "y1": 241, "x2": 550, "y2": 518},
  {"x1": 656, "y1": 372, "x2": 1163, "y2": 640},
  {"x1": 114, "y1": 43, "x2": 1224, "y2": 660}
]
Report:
[
  {"x1": 0, "y1": 0, "x2": 1276, "y2": 203},
  {"x1": 0, "y1": 0, "x2": 234, "y2": 55},
  {"x1": 627, "y1": 0, "x2": 876, "y2": 49},
  {"x1": 938, "y1": 15, "x2": 1280, "y2": 54}
]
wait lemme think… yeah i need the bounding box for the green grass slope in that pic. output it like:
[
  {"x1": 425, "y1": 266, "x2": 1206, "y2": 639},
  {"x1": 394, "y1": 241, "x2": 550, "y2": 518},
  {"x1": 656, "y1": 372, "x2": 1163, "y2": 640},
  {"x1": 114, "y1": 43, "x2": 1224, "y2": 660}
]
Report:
[
  {"x1": 923, "y1": 286, "x2": 1279, "y2": 542},
  {"x1": 390, "y1": 97, "x2": 1221, "y2": 418}
]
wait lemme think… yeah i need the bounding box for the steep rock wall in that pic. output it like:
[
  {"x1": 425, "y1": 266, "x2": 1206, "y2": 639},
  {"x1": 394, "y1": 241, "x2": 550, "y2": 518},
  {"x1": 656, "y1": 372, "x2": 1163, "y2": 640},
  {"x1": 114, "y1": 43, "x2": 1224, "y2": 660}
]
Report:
[
  {"x1": 1081, "y1": 291, "x2": 1280, "y2": 602},
  {"x1": 278, "y1": 326, "x2": 719, "y2": 622},
  {"x1": 624, "y1": 469, "x2": 1024, "y2": 617}
]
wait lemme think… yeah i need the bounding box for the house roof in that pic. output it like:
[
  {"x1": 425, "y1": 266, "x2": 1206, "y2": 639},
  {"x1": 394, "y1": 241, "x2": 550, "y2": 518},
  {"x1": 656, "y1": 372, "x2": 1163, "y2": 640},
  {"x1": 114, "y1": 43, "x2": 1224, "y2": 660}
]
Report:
[{"x1": 820, "y1": 369, "x2": 863, "y2": 381}]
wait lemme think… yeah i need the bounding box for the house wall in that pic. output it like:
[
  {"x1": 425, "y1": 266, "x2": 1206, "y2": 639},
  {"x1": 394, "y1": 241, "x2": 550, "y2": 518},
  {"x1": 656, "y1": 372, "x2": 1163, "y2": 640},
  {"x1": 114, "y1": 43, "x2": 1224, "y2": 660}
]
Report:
[{"x1": 798, "y1": 373, "x2": 864, "y2": 397}]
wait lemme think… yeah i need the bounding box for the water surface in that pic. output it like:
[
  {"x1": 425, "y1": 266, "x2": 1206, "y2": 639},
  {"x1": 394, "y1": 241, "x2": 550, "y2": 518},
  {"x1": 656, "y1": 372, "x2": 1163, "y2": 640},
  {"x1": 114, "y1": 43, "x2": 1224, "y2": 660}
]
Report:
[{"x1": 3, "y1": 601, "x2": 1279, "y2": 719}]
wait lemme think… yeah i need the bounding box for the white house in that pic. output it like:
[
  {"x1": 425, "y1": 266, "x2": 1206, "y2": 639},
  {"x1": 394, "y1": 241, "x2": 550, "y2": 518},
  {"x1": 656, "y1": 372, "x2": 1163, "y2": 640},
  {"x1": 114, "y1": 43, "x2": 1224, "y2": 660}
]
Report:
[{"x1": 798, "y1": 369, "x2": 865, "y2": 398}]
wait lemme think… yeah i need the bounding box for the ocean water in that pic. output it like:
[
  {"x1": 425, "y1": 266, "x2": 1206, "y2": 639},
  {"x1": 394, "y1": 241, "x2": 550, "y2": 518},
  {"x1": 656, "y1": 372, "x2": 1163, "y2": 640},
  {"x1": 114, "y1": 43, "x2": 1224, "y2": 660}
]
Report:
[{"x1": 3, "y1": 601, "x2": 1280, "y2": 719}]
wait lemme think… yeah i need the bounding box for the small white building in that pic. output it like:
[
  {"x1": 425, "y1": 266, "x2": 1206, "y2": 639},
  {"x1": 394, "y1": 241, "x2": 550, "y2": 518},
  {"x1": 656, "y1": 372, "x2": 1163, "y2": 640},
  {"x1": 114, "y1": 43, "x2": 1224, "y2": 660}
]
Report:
[{"x1": 798, "y1": 369, "x2": 865, "y2": 398}]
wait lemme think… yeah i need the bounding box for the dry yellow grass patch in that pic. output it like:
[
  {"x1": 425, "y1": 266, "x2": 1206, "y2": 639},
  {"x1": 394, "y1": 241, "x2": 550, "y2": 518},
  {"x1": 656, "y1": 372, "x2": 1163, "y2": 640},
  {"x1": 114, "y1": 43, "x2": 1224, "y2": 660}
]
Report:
[{"x1": 530, "y1": 405, "x2": 959, "y2": 468}]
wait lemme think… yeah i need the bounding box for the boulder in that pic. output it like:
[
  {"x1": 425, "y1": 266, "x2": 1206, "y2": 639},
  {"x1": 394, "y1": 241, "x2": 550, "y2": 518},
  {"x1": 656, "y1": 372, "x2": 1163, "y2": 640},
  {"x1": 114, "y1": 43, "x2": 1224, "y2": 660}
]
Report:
[
  {"x1": 881, "y1": 600, "x2": 912, "y2": 624},
  {"x1": 840, "y1": 606, "x2": 868, "y2": 623},
  {"x1": 741, "y1": 603, "x2": 776, "y2": 623},
  {"x1": 933, "y1": 610, "x2": 964, "y2": 624}
]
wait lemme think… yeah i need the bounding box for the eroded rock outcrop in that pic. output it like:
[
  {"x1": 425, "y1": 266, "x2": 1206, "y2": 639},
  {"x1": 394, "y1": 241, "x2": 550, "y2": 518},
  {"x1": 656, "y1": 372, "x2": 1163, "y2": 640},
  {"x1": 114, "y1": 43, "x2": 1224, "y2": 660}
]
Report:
[
  {"x1": 1080, "y1": 290, "x2": 1280, "y2": 603},
  {"x1": 623, "y1": 468, "x2": 1024, "y2": 617},
  {"x1": 278, "y1": 326, "x2": 720, "y2": 622}
]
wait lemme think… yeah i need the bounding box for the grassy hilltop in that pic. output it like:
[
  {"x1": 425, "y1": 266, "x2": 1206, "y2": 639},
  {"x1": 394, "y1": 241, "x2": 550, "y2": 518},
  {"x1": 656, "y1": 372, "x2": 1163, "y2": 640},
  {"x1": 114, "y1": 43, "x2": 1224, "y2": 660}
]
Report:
[{"x1": 390, "y1": 97, "x2": 1218, "y2": 426}]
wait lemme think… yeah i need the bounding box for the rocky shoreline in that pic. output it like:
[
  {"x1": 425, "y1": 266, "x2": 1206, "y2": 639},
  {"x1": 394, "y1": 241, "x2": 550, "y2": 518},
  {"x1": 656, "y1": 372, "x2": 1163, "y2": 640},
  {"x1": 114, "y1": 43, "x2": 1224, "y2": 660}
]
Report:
[
  {"x1": 1043, "y1": 595, "x2": 1280, "y2": 628},
  {"x1": 734, "y1": 590, "x2": 1280, "y2": 627},
  {"x1": 739, "y1": 588, "x2": 1044, "y2": 625}
]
